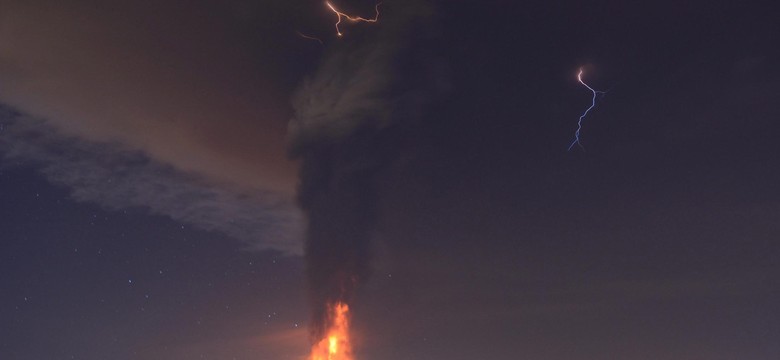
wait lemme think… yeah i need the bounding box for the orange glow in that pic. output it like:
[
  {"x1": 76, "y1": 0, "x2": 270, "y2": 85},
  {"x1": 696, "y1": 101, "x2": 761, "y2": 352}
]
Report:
[
  {"x1": 325, "y1": 1, "x2": 381, "y2": 37},
  {"x1": 309, "y1": 302, "x2": 353, "y2": 360}
]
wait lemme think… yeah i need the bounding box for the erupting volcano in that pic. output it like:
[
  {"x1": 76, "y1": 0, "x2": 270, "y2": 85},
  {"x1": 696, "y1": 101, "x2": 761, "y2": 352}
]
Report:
[
  {"x1": 309, "y1": 302, "x2": 353, "y2": 360},
  {"x1": 289, "y1": 3, "x2": 434, "y2": 360}
]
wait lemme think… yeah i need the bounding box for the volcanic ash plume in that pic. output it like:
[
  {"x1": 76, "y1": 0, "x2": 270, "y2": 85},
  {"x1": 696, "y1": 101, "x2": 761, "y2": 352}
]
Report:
[{"x1": 288, "y1": 1, "x2": 437, "y2": 358}]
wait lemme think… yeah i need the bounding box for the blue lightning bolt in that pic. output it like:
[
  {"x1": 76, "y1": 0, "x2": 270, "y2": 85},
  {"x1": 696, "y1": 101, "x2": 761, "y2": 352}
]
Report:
[{"x1": 568, "y1": 68, "x2": 606, "y2": 151}]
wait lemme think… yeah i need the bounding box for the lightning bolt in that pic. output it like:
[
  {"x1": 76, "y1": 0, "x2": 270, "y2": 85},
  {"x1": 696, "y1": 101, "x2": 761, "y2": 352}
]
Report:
[
  {"x1": 326, "y1": 1, "x2": 381, "y2": 37},
  {"x1": 568, "y1": 68, "x2": 606, "y2": 151},
  {"x1": 297, "y1": 31, "x2": 324, "y2": 45}
]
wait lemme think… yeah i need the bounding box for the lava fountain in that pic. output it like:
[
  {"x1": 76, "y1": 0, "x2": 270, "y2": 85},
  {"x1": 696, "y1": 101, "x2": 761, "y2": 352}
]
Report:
[{"x1": 309, "y1": 302, "x2": 353, "y2": 360}]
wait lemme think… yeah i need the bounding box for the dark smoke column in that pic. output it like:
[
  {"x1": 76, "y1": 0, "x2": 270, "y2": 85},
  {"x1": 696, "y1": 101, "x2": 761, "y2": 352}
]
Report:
[
  {"x1": 295, "y1": 124, "x2": 393, "y2": 339},
  {"x1": 288, "y1": 0, "x2": 437, "y2": 345}
]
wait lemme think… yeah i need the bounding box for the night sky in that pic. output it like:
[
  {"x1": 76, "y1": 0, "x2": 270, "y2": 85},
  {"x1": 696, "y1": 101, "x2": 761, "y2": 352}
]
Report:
[{"x1": 1, "y1": 0, "x2": 779, "y2": 359}]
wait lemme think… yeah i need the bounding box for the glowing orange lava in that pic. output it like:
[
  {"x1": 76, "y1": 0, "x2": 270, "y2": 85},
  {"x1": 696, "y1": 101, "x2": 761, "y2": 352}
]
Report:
[
  {"x1": 310, "y1": 302, "x2": 353, "y2": 360},
  {"x1": 325, "y1": 1, "x2": 381, "y2": 37}
]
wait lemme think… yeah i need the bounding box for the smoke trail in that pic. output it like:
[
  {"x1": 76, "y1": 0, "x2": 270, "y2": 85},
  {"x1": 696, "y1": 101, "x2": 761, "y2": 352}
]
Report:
[{"x1": 288, "y1": 1, "x2": 438, "y2": 341}]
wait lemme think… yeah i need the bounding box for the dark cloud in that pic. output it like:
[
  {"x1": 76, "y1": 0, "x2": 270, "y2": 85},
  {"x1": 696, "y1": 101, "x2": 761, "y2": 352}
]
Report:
[{"x1": 0, "y1": 109, "x2": 302, "y2": 253}]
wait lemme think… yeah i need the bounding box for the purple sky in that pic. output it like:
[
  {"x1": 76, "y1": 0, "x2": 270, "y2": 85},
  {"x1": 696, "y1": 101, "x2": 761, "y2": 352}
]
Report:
[{"x1": 1, "y1": 0, "x2": 778, "y2": 359}]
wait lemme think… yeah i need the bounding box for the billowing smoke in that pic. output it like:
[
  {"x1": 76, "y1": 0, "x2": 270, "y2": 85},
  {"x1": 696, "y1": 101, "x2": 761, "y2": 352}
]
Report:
[{"x1": 288, "y1": 0, "x2": 440, "y2": 341}]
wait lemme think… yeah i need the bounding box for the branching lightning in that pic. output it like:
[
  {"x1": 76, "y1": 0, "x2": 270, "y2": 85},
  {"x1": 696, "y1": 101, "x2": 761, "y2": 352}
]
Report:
[
  {"x1": 326, "y1": 1, "x2": 382, "y2": 37},
  {"x1": 568, "y1": 68, "x2": 606, "y2": 151}
]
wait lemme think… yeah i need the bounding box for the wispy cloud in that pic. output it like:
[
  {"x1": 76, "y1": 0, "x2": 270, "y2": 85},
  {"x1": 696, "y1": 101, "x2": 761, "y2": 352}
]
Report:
[{"x1": 1, "y1": 108, "x2": 302, "y2": 254}]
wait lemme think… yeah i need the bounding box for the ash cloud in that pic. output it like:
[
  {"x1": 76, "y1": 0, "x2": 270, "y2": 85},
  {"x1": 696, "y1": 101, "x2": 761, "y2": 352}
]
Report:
[
  {"x1": 288, "y1": 0, "x2": 442, "y2": 340},
  {"x1": 0, "y1": 108, "x2": 302, "y2": 254}
]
